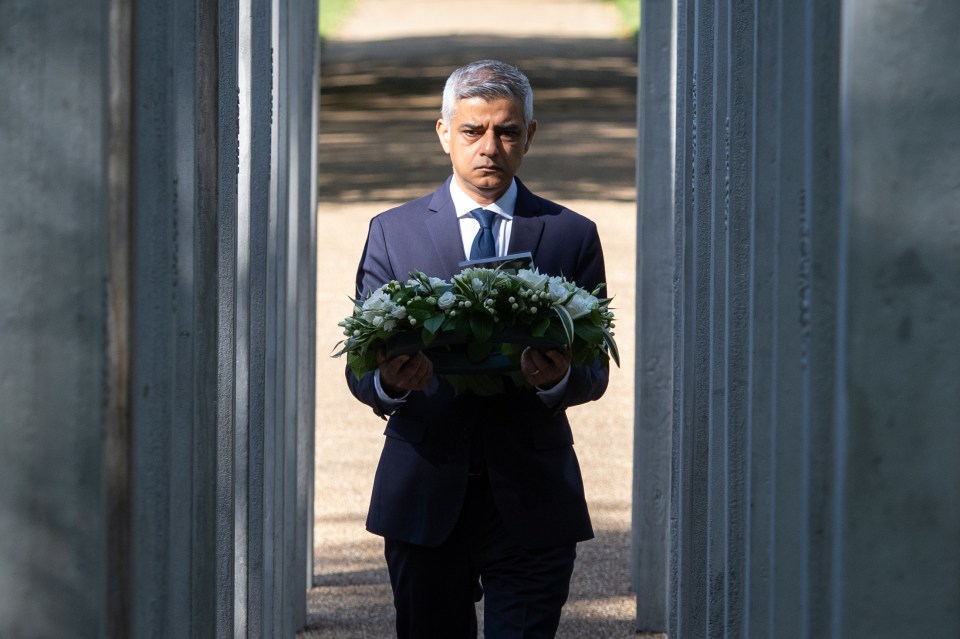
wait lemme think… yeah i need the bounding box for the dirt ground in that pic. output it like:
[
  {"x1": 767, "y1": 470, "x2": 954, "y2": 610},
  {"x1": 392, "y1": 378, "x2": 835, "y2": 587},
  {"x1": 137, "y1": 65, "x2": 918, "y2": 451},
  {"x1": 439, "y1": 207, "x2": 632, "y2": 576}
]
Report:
[{"x1": 303, "y1": 2, "x2": 664, "y2": 637}]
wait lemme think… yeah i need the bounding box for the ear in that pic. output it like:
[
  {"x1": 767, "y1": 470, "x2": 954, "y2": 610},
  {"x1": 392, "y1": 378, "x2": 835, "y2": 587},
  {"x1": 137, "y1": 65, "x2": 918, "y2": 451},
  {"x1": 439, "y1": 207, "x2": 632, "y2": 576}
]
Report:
[
  {"x1": 523, "y1": 120, "x2": 538, "y2": 153},
  {"x1": 436, "y1": 119, "x2": 452, "y2": 154}
]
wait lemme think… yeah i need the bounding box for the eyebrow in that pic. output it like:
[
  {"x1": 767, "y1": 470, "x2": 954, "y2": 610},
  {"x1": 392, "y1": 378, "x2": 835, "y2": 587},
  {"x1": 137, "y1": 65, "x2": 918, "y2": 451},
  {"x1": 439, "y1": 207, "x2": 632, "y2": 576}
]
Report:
[{"x1": 459, "y1": 123, "x2": 523, "y2": 132}]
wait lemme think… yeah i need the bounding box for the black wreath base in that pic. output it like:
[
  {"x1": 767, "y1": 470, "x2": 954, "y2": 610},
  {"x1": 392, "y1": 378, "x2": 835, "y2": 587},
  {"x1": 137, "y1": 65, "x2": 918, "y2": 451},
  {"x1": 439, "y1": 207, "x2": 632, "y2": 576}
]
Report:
[{"x1": 384, "y1": 328, "x2": 567, "y2": 375}]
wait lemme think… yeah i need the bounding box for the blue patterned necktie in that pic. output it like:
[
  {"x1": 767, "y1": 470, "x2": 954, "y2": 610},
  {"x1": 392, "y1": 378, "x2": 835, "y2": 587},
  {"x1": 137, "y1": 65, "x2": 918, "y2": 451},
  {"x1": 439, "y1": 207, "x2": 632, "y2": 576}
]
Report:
[{"x1": 469, "y1": 208, "x2": 497, "y2": 260}]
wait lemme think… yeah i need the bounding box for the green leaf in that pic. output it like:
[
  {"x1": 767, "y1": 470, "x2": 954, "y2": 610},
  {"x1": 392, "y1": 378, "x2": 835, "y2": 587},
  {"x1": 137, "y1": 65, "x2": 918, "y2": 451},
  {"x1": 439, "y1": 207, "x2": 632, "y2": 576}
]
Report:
[
  {"x1": 602, "y1": 330, "x2": 621, "y2": 367},
  {"x1": 423, "y1": 313, "x2": 445, "y2": 335},
  {"x1": 407, "y1": 307, "x2": 432, "y2": 323},
  {"x1": 349, "y1": 359, "x2": 366, "y2": 380},
  {"x1": 531, "y1": 317, "x2": 551, "y2": 337},
  {"x1": 575, "y1": 323, "x2": 605, "y2": 344},
  {"x1": 469, "y1": 312, "x2": 495, "y2": 343},
  {"x1": 454, "y1": 316, "x2": 472, "y2": 338},
  {"x1": 331, "y1": 339, "x2": 349, "y2": 358},
  {"x1": 543, "y1": 323, "x2": 569, "y2": 344},
  {"x1": 553, "y1": 304, "x2": 575, "y2": 345}
]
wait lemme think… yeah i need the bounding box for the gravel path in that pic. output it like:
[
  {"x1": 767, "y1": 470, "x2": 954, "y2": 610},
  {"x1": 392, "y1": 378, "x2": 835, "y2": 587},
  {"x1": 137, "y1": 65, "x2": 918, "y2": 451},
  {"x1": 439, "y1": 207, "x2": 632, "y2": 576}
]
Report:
[{"x1": 303, "y1": 2, "x2": 664, "y2": 637}]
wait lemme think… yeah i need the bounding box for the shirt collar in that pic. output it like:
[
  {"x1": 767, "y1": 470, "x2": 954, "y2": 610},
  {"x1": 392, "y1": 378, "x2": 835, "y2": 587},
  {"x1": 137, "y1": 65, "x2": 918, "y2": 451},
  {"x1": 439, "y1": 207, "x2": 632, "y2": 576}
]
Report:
[{"x1": 449, "y1": 178, "x2": 517, "y2": 220}]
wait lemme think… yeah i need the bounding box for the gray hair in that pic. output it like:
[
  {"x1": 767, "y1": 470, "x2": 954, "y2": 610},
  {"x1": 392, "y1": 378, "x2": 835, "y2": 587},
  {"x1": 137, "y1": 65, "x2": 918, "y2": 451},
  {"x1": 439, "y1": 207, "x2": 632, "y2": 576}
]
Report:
[{"x1": 441, "y1": 60, "x2": 534, "y2": 126}]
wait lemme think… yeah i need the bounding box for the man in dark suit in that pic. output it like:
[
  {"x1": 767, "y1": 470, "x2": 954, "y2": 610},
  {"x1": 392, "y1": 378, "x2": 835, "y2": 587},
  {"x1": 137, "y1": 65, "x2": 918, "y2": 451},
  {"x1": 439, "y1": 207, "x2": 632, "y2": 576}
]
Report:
[{"x1": 346, "y1": 59, "x2": 610, "y2": 638}]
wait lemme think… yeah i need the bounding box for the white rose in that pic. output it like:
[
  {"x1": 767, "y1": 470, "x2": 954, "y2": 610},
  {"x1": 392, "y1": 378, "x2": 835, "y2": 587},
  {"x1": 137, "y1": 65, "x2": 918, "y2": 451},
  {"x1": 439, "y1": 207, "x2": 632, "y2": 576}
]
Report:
[
  {"x1": 515, "y1": 268, "x2": 549, "y2": 290},
  {"x1": 459, "y1": 267, "x2": 488, "y2": 285},
  {"x1": 362, "y1": 307, "x2": 384, "y2": 323},
  {"x1": 565, "y1": 291, "x2": 599, "y2": 319},
  {"x1": 547, "y1": 279, "x2": 570, "y2": 302},
  {"x1": 438, "y1": 291, "x2": 457, "y2": 310},
  {"x1": 389, "y1": 305, "x2": 407, "y2": 319},
  {"x1": 382, "y1": 319, "x2": 397, "y2": 332},
  {"x1": 361, "y1": 288, "x2": 392, "y2": 319}
]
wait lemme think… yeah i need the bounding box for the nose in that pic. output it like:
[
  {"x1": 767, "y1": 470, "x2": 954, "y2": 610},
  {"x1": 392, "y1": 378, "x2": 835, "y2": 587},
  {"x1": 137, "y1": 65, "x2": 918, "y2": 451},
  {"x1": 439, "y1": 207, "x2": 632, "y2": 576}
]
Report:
[{"x1": 480, "y1": 130, "x2": 498, "y2": 156}]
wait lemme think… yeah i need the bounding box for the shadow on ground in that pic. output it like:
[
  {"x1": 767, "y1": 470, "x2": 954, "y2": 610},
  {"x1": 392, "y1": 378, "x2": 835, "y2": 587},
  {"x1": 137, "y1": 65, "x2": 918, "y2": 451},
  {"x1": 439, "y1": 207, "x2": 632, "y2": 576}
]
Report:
[
  {"x1": 318, "y1": 35, "x2": 638, "y2": 206},
  {"x1": 301, "y1": 528, "x2": 655, "y2": 639}
]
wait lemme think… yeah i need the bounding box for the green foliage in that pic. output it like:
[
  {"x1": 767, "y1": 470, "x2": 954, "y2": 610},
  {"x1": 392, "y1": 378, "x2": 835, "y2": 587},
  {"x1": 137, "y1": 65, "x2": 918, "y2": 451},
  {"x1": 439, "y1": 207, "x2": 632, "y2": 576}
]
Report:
[
  {"x1": 606, "y1": 0, "x2": 641, "y2": 37},
  {"x1": 318, "y1": 0, "x2": 357, "y2": 39},
  {"x1": 334, "y1": 267, "x2": 620, "y2": 391}
]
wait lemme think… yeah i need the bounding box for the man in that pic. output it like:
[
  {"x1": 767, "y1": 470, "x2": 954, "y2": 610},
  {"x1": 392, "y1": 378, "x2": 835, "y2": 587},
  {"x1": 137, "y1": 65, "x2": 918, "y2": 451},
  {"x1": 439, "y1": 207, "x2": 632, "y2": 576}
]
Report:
[{"x1": 346, "y1": 60, "x2": 610, "y2": 638}]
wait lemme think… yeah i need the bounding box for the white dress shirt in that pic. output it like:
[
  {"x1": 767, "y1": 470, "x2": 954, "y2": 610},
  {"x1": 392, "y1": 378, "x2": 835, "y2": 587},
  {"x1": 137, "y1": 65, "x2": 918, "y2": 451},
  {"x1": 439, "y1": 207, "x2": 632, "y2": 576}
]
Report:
[{"x1": 450, "y1": 177, "x2": 516, "y2": 259}]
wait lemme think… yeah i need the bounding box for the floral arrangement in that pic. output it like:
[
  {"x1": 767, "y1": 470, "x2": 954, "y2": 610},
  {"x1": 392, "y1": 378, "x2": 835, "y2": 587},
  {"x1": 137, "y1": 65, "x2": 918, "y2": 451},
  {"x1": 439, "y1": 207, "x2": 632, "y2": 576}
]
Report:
[{"x1": 334, "y1": 267, "x2": 619, "y2": 386}]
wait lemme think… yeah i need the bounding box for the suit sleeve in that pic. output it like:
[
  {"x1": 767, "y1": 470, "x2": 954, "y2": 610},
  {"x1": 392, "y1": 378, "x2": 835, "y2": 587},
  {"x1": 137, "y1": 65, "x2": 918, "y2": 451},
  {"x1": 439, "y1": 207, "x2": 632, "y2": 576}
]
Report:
[
  {"x1": 345, "y1": 216, "x2": 397, "y2": 417},
  {"x1": 353, "y1": 216, "x2": 394, "y2": 299},
  {"x1": 549, "y1": 218, "x2": 610, "y2": 410}
]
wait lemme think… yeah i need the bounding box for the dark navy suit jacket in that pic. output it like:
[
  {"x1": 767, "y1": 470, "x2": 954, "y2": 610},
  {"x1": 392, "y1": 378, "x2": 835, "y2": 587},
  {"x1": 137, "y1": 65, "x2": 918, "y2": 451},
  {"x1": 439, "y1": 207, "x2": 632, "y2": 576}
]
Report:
[{"x1": 347, "y1": 177, "x2": 609, "y2": 549}]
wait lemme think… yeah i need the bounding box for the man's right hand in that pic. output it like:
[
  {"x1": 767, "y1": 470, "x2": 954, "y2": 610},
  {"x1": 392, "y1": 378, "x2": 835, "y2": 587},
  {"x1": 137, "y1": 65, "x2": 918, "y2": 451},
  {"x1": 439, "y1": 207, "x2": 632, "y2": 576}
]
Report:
[{"x1": 377, "y1": 349, "x2": 434, "y2": 395}]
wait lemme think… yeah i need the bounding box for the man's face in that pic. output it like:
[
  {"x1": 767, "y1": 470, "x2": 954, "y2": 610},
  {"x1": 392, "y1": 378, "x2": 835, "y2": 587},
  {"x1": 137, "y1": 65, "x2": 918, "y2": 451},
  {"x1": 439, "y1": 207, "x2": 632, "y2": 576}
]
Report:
[{"x1": 436, "y1": 97, "x2": 537, "y2": 205}]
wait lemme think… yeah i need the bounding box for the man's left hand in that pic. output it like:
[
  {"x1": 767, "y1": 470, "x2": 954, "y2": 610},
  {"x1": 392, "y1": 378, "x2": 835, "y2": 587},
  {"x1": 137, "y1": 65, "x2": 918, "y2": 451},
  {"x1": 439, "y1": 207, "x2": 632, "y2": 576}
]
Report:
[{"x1": 520, "y1": 347, "x2": 570, "y2": 389}]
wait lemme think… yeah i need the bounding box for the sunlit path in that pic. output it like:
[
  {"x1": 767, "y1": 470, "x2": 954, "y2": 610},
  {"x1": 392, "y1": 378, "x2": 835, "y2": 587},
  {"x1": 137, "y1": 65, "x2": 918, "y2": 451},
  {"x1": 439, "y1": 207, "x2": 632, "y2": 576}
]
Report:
[{"x1": 302, "y1": 2, "x2": 659, "y2": 636}]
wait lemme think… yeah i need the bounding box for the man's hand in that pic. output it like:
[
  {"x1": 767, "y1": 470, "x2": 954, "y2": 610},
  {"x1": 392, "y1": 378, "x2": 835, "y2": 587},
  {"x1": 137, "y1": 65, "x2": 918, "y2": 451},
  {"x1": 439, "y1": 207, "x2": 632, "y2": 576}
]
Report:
[
  {"x1": 520, "y1": 347, "x2": 571, "y2": 389},
  {"x1": 377, "y1": 349, "x2": 434, "y2": 396}
]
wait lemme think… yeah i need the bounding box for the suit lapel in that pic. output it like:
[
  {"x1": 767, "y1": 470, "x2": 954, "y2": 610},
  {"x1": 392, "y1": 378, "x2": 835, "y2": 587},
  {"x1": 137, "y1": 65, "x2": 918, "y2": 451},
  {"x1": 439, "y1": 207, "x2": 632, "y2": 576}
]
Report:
[
  {"x1": 507, "y1": 179, "x2": 545, "y2": 261},
  {"x1": 424, "y1": 177, "x2": 546, "y2": 275},
  {"x1": 425, "y1": 180, "x2": 468, "y2": 278}
]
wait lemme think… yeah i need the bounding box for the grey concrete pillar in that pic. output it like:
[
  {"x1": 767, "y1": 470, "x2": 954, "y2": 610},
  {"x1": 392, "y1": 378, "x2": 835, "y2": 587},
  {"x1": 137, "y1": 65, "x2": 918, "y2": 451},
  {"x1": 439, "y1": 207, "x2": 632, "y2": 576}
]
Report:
[
  {"x1": 632, "y1": 0, "x2": 675, "y2": 633},
  {"x1": 650, "y1": 0, "x2": 960, "y2": 636},
  {"x1": 128, "y1": 0, "x2": 318, "y2": 636},
  {"x1": 839, "y1": 1, "x2": 960, "y2": 636},
  {"x1": 668, "y1": 0, "x2": 846, "y2": 635},
  {"x1": 0, "y1": 0, "x2": 318, "y2": 636},
  {"x1": 0, "y1": 3, "x2": 110, "y2": 636}
]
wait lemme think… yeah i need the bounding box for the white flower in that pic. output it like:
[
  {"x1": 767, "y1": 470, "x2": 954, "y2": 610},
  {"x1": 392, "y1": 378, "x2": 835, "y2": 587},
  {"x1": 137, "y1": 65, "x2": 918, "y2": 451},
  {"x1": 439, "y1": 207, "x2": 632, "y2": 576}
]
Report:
[
  {"x1": 565, "y1": 290, "x2": 599, "y2": 319},
  {"x1": 459, "y1": 267, "x2": 491, "y2": 284},
  {"x1": 361, "y1": 287, "x2": 395, "y2": 322},
  {"x1": 407, "y1": 275, "x2": 447, "y2": 292},
  {"x1": 547, "y1": 276, "x2": 574, "y2": 301},
  {"x1": 515, "y1": 268, "x2": 549, "y2": 290},
  {"x1": 437, "y1": 290, "x2": 457, "y2": 310},
  {"x1": 361, "y1": 287, "x2": 390, "y2": 311},
  {"x1": 336, "y1": 267, "x2": 619, "y2": 379}
]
